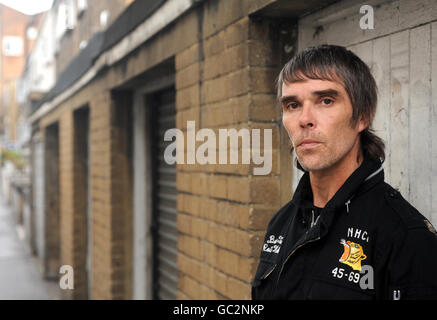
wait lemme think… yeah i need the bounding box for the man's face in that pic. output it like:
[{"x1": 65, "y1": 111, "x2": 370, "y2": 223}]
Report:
[{"x1": 281, "y1": 77, "x2": 366, "y2": 172}]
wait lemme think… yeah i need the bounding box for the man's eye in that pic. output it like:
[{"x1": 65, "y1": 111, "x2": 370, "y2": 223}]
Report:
[
  {"x1": 286, "y1": 102, "x2": 299, "y2": 109},
  {"x1": 321, "y1": 98, "x2": 333, "y2": 105}
]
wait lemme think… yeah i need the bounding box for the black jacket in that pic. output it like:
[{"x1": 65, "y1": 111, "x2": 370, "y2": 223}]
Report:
[{"x1": 252, "y1": 156, "x2": 437, "y2": 300}]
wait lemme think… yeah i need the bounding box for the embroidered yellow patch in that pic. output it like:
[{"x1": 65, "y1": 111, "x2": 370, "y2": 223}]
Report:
[{"x1": 339, "y1": 239, "x2": 367, "y2": 271}]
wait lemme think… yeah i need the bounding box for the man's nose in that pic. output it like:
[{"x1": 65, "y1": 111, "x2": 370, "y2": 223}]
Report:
[{"x1": 299, "y1": 103, "x2": 315, "y2": 128}]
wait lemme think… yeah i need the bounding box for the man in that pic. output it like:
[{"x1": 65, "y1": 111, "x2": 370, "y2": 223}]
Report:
[{"x1": 252, "y1": 44, "x2": 437, "y2": 300}]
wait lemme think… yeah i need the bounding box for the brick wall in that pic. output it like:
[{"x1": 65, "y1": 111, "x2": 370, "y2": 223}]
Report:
[
  {"x1": 55, "y1": 87, "x2": 132, "y2": 300},
  {"x1": 87, "y1": 91, "x2": 133, "y2": 299},
  {"x1": 58, "y1": 107, "x2": 91, "y2": 299},
  {"x1": 0, "y1": 6, "x2": 29, "y2": 80},
  {"x1": 88, "y1": 91, "x2": 113, "y2": 299},
  {"x1": 58, "y1": 111, "x2": 74, "y2": 299},
  {"x1": 35, "y1": 0, "x2": 296, "y2": 300},
  {"x1": 0, "y1": 6, "x2": 29, "y2": 136},
  {"x1": 174, "y1": 2, "x2": 295, "y2": 299}
]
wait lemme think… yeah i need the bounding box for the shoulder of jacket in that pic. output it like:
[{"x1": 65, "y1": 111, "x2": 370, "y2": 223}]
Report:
[{"x1": 382, "y1": 183, "x2": 436, "y2": 234}]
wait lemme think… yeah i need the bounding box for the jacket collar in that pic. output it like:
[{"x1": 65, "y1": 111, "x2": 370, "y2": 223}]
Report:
[{"x1": 292, "y1": 155, "x2": 384, "y2": 212}]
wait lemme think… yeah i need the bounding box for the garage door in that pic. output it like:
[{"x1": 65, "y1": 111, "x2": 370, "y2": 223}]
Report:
[{"x1": 150, "y1": 87, "x2": 178, "y2": 299}]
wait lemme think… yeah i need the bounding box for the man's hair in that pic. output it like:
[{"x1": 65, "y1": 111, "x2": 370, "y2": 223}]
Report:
[{"x1": 277, "y1": 44, "x2": 385, "y2": 166}]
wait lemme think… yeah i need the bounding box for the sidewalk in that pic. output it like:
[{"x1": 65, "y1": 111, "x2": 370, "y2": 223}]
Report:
[{"x1": 0, "y1": 194, "x2": 58, "y2": 300}]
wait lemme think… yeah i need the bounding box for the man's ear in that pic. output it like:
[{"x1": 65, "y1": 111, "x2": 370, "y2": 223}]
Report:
[
  {"x1": 357, "y1": 110, "x2": 374, "y2": 133},
  {"x1": 357, "y1": 116, "x2": 368, "y2": 133}
]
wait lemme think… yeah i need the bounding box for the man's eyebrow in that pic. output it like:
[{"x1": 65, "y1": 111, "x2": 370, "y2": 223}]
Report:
[
  {"x1": 280, "y1": 95, "x2": 298, "y2": 104},
  {"x1": 312, "y1": 89, "x2": 340, "y2": 97},
  {"x1": 280, "y1": 89, "x2": 340, "y2": 103}
]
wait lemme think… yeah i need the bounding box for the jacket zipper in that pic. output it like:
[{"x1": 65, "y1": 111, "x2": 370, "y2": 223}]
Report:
[
  {"x1": 262, "y1": 264, "x2": 277, "y2": 280},
  {"x1": 275, "y1": 208, "x2": 323, "y2": 289},
  {"x1": 275, "y1": 235, "x2": 322, "y2": 292}
]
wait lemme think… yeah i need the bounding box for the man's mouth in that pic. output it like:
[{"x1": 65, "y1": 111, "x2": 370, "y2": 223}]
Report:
[{"x1": 298, "y1": 139, "x2": 321, "y2": 148}]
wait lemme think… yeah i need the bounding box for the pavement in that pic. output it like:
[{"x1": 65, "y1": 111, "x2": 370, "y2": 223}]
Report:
[{"x1": 0, "y1": 194, "x2": 59, "y2": 300}]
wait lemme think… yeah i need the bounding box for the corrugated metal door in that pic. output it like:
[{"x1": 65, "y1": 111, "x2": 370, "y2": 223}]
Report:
[{"x1": 151, "y1": 87, "x2": 178, "y2": 299}]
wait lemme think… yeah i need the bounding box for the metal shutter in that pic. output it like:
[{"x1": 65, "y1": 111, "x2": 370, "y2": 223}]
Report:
[{"x1": 151, "y1": 87, "x2": 178, "y2": 300}]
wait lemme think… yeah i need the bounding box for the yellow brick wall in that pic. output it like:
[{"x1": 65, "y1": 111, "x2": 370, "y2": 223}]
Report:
[
  {"x1": 35, "y1": 0, "x2": 294, "y2": 300},
  {"x1": 89, "y1": 92, "x2": 115, "y2": 299},
  {"x1": 58, "y1": 112, "x2": 76, "y2": 299},
  {"x1": 174, "y1": 11, "x2": 292, "y2": 299}
]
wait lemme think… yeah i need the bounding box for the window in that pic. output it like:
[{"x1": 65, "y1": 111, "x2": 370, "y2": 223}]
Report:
[
  {"x1": 2, "y1": 36, "x2": 23, "y2": 56},
  {"x1": 77, "y1": 0, "x2": 87, "y2": 13},
  {"x1": 55, "y1": 1, "x2": 76, "y2": 40},
  {"x1": 65, "y1": 0, "x2": 76, "y2": 30},
  {"x1": 100, "y1": 10, "x2": 109, "y2": 27},
  {"x1": 27, "y1": 27, "x2": 38, "y2": 40},
  {"x1": 55, "y1": 3, "x2": 67, "y2": 39}
]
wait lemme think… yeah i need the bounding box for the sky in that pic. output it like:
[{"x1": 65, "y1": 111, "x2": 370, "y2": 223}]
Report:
[{"x1": 0, "y1": 0, "x2": 53, "y2": 15}]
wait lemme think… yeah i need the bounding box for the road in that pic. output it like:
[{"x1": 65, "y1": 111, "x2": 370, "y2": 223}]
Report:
[{"x1": 0, "y1": 194, "x2": 58, "y2": 299}]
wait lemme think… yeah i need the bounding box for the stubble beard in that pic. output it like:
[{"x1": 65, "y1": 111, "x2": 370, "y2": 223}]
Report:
[{"x1": 294, "y1": 136, "x2": 359, "y2": 173}]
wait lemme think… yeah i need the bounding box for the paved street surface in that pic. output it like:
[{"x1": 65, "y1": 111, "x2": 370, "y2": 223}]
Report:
[{"x1": 0, "y1": 195, "x2": 57, "y2": 299}]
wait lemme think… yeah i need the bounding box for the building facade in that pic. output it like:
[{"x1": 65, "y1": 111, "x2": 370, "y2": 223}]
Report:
[
  {"x1": 53, "y1": 0, "x2": 134, "y2": 77},
  {"x1": 26, "y1": 0, "x2": 437, "y2": 300},
  {"x1": 0, "y1": 5, "x2": 31, "y2": 145}
]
